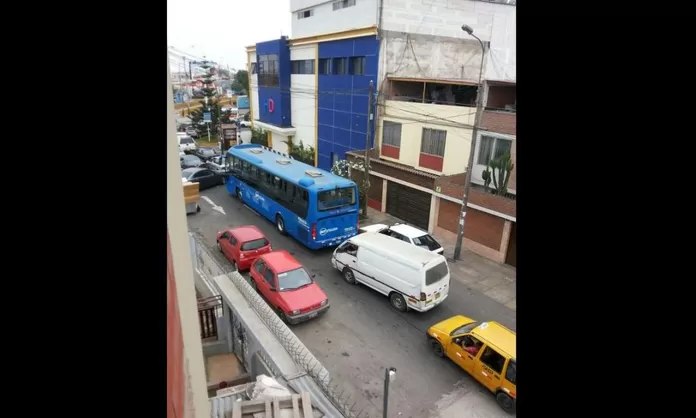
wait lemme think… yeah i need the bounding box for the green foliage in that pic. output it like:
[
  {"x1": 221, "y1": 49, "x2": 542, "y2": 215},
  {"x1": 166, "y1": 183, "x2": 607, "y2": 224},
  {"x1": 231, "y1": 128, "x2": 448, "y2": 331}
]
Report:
[
  {"x1": 483, "y1": 152, "x2": 514, "y2": 195},
  {"x1": 232, "y1": 70, "x2": 249, "y2": 93},
  {"x1": 283, "y1": 139, "x2": 315, "y2": 165},
  {"x1": 250, "y1": 127, "x2": 267, "y2": 145}
]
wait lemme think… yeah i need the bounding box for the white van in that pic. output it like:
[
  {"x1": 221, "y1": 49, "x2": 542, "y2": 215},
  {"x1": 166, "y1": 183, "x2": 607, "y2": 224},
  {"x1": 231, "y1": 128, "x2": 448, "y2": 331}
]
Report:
[{"x1": 331, "y1": 232, "x2": 450, "y2": 312}]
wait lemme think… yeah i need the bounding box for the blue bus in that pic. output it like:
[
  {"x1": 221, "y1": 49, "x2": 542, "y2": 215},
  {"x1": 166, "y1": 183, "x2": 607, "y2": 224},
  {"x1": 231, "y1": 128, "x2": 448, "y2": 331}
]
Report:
[{"x1": 225, "y1": 144, "x2": 359, "y2": 250}]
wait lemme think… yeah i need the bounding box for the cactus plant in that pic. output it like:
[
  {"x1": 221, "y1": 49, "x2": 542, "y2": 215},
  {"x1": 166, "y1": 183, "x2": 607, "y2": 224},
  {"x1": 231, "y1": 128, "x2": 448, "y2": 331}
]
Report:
[
  {"x1": 481, "y1": 168, "x2": 492, "y2": 192},
  {"x1": 487, "y1": 152, "x2": 514, "y2": 196}
]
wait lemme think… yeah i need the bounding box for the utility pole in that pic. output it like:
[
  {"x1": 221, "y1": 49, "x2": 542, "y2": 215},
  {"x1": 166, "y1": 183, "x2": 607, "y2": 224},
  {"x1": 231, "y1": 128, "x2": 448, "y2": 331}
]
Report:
[
  {"x1": 363, "y1": 80, "x2": 374, "y2": 218},
  {"x1": 454, "y1": 27, "x2": 486, "y2": 261}
]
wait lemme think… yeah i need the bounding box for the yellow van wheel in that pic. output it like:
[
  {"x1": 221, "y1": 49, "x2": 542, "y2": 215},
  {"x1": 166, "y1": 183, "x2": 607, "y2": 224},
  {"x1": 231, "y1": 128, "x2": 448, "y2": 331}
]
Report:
[{"x1": 496, "y1": 392, "x2": 515, "y2": 413}]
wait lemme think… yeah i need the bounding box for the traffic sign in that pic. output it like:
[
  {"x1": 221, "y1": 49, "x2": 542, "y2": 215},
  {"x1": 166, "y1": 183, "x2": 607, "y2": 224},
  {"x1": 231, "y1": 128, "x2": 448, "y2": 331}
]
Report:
[{"x1": 203, "y1": 112, "x2": 211, "y2": 123}]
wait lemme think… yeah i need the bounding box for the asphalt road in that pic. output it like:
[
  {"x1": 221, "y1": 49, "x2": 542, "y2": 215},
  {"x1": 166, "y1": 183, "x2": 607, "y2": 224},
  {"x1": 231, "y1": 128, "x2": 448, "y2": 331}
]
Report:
[{"x1": 187, "y1": 185, "x2": 516, "y2": 418}]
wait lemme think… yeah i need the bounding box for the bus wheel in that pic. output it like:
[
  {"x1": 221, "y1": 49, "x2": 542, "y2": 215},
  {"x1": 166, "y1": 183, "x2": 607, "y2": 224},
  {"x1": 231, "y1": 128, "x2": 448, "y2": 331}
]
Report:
[
  {"x1": 236, "y1": 188, "x2": 242, "y2": 201},
  {"x1": 389, "y1": 292, "x2": 407, "y2": 312},
  {"x1": 276, "y1": 215, "x2": 287, "y2": 235}
]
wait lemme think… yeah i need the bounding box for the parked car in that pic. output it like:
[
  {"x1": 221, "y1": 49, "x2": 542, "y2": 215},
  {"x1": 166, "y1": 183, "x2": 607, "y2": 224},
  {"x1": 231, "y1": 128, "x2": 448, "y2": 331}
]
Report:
[
  {"x1": 181, "y1": 167, "x2": 225, "y2": 190},
  {"x1": 250, "y1": 250, "x2": 329, "y2": 324},
  {"x1": 359, "y1": 223, "x2": 444, "y2": 254},
  {"x1": 427, "y1": 316, "x2": 516, "y2": 413},
  {"x1": 331, "y1": 232, "x2": 449, "y2": 312},
  {"x1": 240, "y1": 120, "x2": 251, "y2": 128},
  {"x1": 180, "y1": 154, "x2": 205, "y2": 169},
  {"x1": 185, "y1": 126, "x2": 199, "y2": 138},
  {"x1": 177, "y1": 134, "x2": 197, "y2": 153},
  {"x1": 194, "y1": 147, "x2": 219, "y2": 161},
  {"x1": 216, "y1": 226, "x2": 272, "y2": 271}
]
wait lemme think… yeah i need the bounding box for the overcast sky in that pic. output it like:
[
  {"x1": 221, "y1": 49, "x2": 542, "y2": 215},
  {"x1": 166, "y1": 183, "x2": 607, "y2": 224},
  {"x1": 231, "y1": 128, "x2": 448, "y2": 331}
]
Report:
[{"x1": 167, "y1": 0, "x2": 291, "y2": 70}]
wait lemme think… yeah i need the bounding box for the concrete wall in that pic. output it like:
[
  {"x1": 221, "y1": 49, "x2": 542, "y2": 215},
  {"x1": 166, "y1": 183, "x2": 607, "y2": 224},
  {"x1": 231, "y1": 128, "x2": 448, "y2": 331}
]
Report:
[
  {"x1": 291, "y1": 0, "x2": 378, "y2": 38},
  {"x1": 381, "y1": 30, "x2": 485, "y2": 82},
  {"x1": 248, "y1": 51, "x2": 260, "y2": 126},
  {"x1": 379, "y1": 100, "x2": 474, "y2": 175},
  {"x1": 290, "y1": 44, "x2": 317, "y2": 150},
  {"x1": 381, "y1": 0, "x2": 515, "y2": 82}
]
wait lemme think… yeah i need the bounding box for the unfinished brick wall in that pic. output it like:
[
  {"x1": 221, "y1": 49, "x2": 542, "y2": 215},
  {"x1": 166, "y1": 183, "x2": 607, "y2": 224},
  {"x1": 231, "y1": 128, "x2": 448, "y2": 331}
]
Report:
[
  {"x1": 435, "y1": 173, "x2": 516, "y2": 218},
  {"x1": 463, "y1": 208, "x2": 505, "y2": 250},
  {"x1": 481, "y1": 110, "x2": 516, "y2": 136}
]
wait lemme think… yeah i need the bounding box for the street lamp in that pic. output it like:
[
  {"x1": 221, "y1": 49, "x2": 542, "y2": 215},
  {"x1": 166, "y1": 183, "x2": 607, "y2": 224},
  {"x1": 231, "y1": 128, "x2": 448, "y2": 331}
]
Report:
[
  {"x1": 453, "y1": 25, "x2": 487, "y2": 261},
  {"x1": 383, "y1": 367, "x2": 396, "y2": 418}
]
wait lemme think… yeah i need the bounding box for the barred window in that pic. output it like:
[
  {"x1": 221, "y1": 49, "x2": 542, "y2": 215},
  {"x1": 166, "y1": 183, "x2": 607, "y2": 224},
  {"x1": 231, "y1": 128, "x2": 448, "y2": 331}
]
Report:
[
  {"x1": 420, "y1": 128, "x2": 447, "y2": 157},
  {"x1": 382, "y1": 121, "x2": 402, "y2": 148}
]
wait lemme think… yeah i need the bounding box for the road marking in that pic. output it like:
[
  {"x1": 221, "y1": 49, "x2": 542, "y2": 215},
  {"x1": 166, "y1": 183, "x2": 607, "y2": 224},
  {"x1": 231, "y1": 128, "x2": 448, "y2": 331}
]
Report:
[{"x1": 201, "y1": 196, "x2": 226, "y2": 215}]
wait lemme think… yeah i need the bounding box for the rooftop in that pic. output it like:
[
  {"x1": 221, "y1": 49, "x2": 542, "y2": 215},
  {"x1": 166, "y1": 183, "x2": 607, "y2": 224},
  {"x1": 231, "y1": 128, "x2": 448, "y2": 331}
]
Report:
[
  {"x1": 229, "y1": 144, "x2": 356, "y2": 192},
  {"x1": 229, "y1": 225, "x2": 266, "y2": 242},
  {"x1": 471, "y1": 321, "x2": 516, "y2": 358},
  {"x1": 261, "y1": 250, "x2": 303, "y2": 273}
]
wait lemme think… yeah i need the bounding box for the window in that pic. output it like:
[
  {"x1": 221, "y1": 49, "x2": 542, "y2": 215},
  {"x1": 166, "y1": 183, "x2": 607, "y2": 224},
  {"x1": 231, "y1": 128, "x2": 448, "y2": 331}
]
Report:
[
  {"x1": 241, "y1": 238, "x2": 269, "y2": 251},
  {"x1": 251, "y1": 63, "x2": 257, "y2": 74},
  {"x1": 263, "y1": 268, "x2": 275, "y2": 286},
  {"x1": 333, "y1": 0, "x2": 356, "y2": 10},
  {"x1": 505, "y1": 360, "x2": 516, "y2": 384},
  {"x1": 258, "y1": 54, "x2": 279, "y2": 87},
  {"x1": 382, "y1": 121, "x2": 402, "y2": 147},
  {"x1": 349, "y1": 56, "x2": 365, "y2": 75},
  {"x1": 291, "y1": 60, "x2": 314, "y2": 74},
  {"x1": 220, "y1": 231, "x2": 230, "y2": 239},
  {"x1": 420, "y1": 128, "x2": 447, "y2": 157},
  {"x1": 425, "y1": 261, "x2": 449, "y2": 286},
  {"x1": 229, "y1": 235, "x2": 238, "y2": 246},
  {"x1": 452, "y1": 322, "x2": 480, "y2": 336},
  {"x1": 297, "y1": 9, "x2": 313, "y2": 19},
  {"x1": 345, "y1": 243, "x2": 358, "y2": 256},
  {"x1": 317, "y1": 187, "x2": 356, "y2": 211},
  {"x1": 477, "y1": 135, "x2": 512, "y2": 165},
  {"x1": 277, "y1": 268, "x2": 313, "y2": 291},
  {"x1": 412, "y1": 234, "x2": 440, "y2": 251},
  {"x1": 318, "y1": 59, "x2": 331, "y2": 75},
  {"x1": 480, "y1": 346, "x2": 506, "y2": 375},
  {"x1": 333, "y1": 58, "x2": 347, "y2": 75},
  {"x1": 254, "y1": 259, "x2": 266, "y2": 274}
]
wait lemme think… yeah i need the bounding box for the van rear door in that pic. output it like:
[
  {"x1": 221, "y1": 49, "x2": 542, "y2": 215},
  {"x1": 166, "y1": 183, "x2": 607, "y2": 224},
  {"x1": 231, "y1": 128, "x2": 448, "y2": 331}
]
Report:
[{"x1": 420, "y1": 259, "x2": 450, "y2": 309}]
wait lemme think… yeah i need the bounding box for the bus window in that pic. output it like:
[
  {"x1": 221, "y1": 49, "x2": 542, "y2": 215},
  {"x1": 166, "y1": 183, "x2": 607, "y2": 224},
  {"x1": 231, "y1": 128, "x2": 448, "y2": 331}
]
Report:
[
  {"x1": 232, "y1": 156, "x2": 242, "y2": 170},
  {"x1": 318, "y1": 187, "x2": 356, "y2": 211}
]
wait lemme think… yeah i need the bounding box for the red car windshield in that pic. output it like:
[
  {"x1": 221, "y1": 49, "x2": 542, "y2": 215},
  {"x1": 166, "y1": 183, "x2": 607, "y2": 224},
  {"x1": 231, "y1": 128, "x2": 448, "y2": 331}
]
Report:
[{"x1": 277, "y1": 268, "x2": 313, "y2": 291}]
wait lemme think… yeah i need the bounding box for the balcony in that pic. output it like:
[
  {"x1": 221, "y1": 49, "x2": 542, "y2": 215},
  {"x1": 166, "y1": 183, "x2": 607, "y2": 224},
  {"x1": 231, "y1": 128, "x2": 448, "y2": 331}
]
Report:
[{"x1": 481, "y1": 82, "x2": 516, "y2": 136}]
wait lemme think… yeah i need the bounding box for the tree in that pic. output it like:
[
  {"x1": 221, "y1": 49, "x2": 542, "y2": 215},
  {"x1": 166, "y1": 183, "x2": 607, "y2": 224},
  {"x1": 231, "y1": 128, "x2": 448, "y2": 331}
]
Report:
[
  {"x1": 250, "y1": 127, "x2": 267, "y2": 145},
  {"x1": 231, "y1": 70, "x2": 249, "y2": 93},
  {"x1": 332, "y1": 159, "x2": 371, "y2": 218},
  {"x1": 189, "y1": 60, "x2": 223, "y2": 138}
]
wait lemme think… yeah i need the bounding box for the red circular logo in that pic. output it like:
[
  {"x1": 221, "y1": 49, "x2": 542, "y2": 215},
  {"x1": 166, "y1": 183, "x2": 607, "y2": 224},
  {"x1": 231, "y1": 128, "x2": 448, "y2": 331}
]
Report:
[{"x1": 268, "y1": 98, "x2": 275, "y2": 113}]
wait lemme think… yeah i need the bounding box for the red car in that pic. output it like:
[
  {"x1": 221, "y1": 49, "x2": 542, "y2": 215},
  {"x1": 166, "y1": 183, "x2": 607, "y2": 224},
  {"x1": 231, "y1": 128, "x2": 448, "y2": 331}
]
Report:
[
  {"x1": 216, "y1": 226, "x2": 272, "y2": 271},
  {"x1": 249, "y1": 250, "x2": 329, "y2": 324}
]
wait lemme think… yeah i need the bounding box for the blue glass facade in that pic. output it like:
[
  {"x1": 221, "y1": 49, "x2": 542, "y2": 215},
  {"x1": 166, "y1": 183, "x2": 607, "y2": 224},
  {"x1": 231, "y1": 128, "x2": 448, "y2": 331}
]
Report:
[
  {"x1": 317, "y1": 36, "x2": 379, "y2": 171},
  {"x1": 256, "y1": 37, "x2": 292, "y2": 127},
  {"x1": 252, "y1": 34, "x2": 380, "y2": 170}
]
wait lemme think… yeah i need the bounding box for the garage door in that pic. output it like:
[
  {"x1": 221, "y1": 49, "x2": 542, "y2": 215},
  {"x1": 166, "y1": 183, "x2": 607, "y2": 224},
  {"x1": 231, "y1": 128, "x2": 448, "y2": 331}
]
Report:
[{"x1": 386, "y1": 182, "x2": 431, "y2": 230}]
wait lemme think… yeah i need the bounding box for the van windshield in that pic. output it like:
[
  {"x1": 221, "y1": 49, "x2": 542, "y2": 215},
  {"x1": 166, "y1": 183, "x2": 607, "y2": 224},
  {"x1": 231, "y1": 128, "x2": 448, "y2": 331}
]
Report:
[{"x1": 425, "y1": 261, "x2": 449, "y2": 286}]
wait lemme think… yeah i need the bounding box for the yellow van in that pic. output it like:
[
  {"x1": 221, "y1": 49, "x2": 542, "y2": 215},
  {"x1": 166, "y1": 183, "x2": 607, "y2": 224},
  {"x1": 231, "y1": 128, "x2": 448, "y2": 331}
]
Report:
[{"x1": 428, "y1": 315, "x2": 516, "y2": 413}]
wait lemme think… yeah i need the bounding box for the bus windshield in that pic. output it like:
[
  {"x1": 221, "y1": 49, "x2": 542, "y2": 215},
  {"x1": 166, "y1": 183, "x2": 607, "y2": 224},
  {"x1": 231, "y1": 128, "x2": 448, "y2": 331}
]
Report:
[{"x1": 317, "y1": 187, "x2": 356, "y2": 211}]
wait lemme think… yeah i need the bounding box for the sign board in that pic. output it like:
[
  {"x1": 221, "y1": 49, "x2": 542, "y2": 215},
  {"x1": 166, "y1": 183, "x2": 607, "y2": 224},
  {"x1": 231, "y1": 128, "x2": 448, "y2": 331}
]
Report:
[
  {"x1": 220, "y1": 124, "x2": 237, "y2": 150},
  {"x1": 203, "y1": 112, "x2": 211, "y2": 123},
  {"x1": 237, "y1": 96, "x2": 250, "y2": 109},
  {"x1": 435, "y1": 186, "x2": 441, "y2": 193}
]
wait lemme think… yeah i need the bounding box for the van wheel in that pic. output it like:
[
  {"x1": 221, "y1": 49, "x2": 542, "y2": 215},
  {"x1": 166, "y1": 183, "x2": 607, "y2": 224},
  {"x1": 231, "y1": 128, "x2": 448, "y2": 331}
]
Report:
[
  {"x1": 430, "y1": 339, "x2": 445, "y2": 357},
  {"x1": 389, "y1": 293, "x2": 407, "y2": 312},
  {"x1": 496, "y1": 392, "x2": 515, "y2": 413},
  {"x1": 276, "y1": 215, "x2": 287, "y2": 235},
  {"x1": 342, "y1": 268, "x2": 356, "y2": 284}
]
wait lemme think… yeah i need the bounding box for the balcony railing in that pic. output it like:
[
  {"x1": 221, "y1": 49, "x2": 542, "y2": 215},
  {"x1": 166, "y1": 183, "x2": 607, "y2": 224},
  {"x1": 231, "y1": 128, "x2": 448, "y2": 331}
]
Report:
[{"x1": 198, "y1": 295, "x2": 223, "y2": 340}]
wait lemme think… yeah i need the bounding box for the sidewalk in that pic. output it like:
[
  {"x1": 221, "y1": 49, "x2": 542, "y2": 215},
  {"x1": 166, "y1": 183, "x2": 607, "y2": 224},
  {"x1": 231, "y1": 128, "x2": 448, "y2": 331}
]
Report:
[{"x1": 365, "y1": 207, "x2": 517, "y2": 311}]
